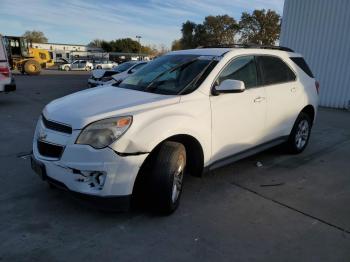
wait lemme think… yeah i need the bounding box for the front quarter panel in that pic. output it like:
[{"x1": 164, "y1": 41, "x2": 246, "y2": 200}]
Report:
[{"x1": 110, "y1": 91, "x2": 212, "y2": 164}]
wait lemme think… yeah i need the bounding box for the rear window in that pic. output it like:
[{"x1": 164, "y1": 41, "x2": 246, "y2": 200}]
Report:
[
  {"x1": 290, "y1": 57, "x2": 314, "y2": 78},
  {"x1": 257, "y1": 56, "x2": 296, "y2": 86}
]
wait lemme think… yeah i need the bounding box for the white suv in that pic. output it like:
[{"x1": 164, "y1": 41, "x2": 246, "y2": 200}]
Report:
[{"x1": 31, "y1": 45, "x2": 319, "y2": 214}]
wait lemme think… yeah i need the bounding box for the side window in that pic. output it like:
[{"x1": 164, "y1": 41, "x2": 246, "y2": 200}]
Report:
[
  {"x1": 257, "y1": 56, "x2": 296, "y2": 85},
  {"x1": 217, "y1": 56, "x2": 258, "y2": 88}
]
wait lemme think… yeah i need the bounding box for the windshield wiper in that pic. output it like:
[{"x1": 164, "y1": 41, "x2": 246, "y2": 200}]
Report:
[{"x1": 144, "y1": 58, "x2": 199, "y2": 92}]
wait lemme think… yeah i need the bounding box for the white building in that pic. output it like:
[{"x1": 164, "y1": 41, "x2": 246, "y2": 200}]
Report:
[
  {"x1": 280, "y1": 0, "x2": 350, "y2": 109},
  {"x1": 32, "y1": 42, "x2": 102, "y2": 62}
]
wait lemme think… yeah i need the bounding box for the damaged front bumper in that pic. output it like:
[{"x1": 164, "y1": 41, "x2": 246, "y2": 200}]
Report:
[{"x1": 31, "y1": 118, "x2": 149, "y2": 210}]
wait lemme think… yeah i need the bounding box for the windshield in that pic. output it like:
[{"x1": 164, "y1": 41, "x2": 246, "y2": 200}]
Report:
[
  {"x1": 113, "y1": 61, "x2": 136, "y2": 73},
  {"x1": 118, "y1": 55, "x2": 216, "y2": 95}
]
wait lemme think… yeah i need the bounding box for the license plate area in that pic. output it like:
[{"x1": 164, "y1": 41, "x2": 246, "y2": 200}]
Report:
[{"x1": 31, "y1": 156, "x2": 47, "y2": 180}]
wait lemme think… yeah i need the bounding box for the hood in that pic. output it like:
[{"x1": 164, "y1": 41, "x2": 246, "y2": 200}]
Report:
[{"x1": 43, "y1": 86, "x2": 179, "y2": 129}]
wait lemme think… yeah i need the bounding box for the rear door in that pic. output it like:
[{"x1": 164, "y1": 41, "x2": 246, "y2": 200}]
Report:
[{"x1": 256, "y1": 55, "x2": 299, "y2": 140}]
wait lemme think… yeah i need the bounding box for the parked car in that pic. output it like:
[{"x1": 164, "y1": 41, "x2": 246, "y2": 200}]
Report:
[
  {"x1": 88, "y1": 61, "x2": 146, "y2": 87},
  {"x1": 0, "y1": 35, "x2": 16, "y2": 93},
  {"x1": 94, "y1": 60, "x2": 118, "y2": 69},
  {"x1": 31, "y1": 45, "x2": 319, "y2": 214},
  {"x1": 60, "y1": 60, "x2": 93, "y2": 71}
]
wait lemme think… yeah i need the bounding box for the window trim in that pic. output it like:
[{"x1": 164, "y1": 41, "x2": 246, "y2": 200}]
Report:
[
  {"x1": 211, "y1": 54, "x2": 260, "y2": 94},
  {"x1": 255, "y1": 54, "x2": 298, "y2": 87},
  {"x1": 211, "y1": 54, "x2": 298, "y2": 95}
]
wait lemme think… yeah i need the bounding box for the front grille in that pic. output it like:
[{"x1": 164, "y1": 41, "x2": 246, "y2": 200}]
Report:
[
  {"x1": 37, "y1": 140, "x2": 64, "y2": 159},
  {"x1": 42, "y1": 115, "x2": 72, "y2": 134}
]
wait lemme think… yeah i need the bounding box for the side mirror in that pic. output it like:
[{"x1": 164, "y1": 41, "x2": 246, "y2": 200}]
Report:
[
  {"x1": 128, "y1": 68, "x2": 136, "y2": 74},
  {"x1": 214, "y1": 79, "x2": 245, "y2": 95}
]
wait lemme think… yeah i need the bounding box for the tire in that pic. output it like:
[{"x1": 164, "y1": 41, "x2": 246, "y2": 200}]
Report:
[
  {"x1": 149, "y1": 141, "x2": 186, "y2": 214},
  {"x1": 24, "y1": 60, "x2": 41, "y2": 75},
  {"x1": 286, "y1": 112, "x2": 312, "y2": 154},
  {"x1": 64, "y1": 66, "x2": 70, "y2": 71},
  {"x1": 97, "y1": 66, "x2": 102, "y2": 69}
]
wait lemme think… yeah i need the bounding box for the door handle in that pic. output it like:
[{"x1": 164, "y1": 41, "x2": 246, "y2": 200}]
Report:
[
  {"x1": 254, "y1": 96, "x2": 266, "y2": 103},
  {"x1": 291, "y1": 87, "x2": 296, "y2": 93}
]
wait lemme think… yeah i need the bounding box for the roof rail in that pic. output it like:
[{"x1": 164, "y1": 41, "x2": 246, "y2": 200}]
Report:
[{"x1": 197, "y1": 43, "x2": 294, "y2": 52}]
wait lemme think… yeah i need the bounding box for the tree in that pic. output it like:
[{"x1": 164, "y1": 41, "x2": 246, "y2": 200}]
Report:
[
  {"x1": 111, "y1": 38, "x2": 141, "y2": 53},
  {"x1": 100, "y1": 41, "x2": 112, "y2": 52},
  {"x1": 180, "y1": 21, "x2": 197, "y2": 49},
  {"x1": 88, "y1": 39, "x2": 103, "y2": 48},
  {"x1": 22, "y1": 30, "x2": 48, "y2": 43},
  {"x1": 171, "y1": 39, "x2": 182, "y2": 50},
  {"x1": 141, "y1": 45, "x2": 158, "y2": 56},
  {"x1": 239, "y1": 9, "x2": 281, "y2": 45},
  {"x1": 202, "y1": 15, "x2": 239, "y2": 45}
]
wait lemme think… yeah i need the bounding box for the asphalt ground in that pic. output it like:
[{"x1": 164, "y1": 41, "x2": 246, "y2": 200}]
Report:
[{"x1": 0, "y1": 70, "x2": 349, "y2": 262}]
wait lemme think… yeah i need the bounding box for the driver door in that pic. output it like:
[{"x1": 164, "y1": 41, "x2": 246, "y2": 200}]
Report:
[{"x1": 210, "y1": 55, "x2": 267, "y2": 163}]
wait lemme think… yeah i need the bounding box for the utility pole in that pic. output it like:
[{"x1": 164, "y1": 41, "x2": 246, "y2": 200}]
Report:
[{"x1": 136, "y1": 35, "x2": 142, "y2": 60}]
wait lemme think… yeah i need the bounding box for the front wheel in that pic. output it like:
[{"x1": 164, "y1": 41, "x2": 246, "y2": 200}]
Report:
[
  {"x1": 286, "y1": 112, "x2": 312, "y2": 154},
  {"x1": 150, "y1": 141, "x2": 186, "y2": 214},
  {"x1": 64, "y1": 66, "x2": 70, "y2": 71}
]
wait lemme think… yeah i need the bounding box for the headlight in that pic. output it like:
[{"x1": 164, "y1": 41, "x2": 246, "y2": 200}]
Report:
[{"x1": 76, "y1": 116, "x2": 132, "y2": 149}]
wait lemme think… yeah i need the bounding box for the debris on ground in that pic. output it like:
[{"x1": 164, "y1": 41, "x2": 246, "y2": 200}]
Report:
[{"x1": 256, "y1": 161, "x2": 263, "y2": 168}]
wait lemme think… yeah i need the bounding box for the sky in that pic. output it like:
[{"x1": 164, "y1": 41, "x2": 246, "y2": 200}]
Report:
[{"x1": 0, "y1": 0, "x2": 284, "y2": 48}]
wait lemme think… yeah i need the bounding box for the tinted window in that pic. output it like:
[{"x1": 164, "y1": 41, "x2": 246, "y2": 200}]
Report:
[
  {"x1": 257, "y1": 56, "x2": 296, "y2": 85},
  {"x1": 119, "y1": 55, "x2": 215, "y2": 95},
  {"x1": 217, "y1": 56, "x2": 258, "y2": 88},
  {"x1": 290, "y1": 57, "x2": 314, "y2": 78}
]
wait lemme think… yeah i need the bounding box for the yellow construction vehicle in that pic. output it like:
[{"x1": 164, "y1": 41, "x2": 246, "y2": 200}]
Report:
[{"x1": 3, "y1": 36, "x2": 54, "y2": 75}]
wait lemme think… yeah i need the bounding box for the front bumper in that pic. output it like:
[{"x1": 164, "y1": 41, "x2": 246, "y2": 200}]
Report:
[{"x1": 32, "y1": 118, "x2": 149, "y2": 200}]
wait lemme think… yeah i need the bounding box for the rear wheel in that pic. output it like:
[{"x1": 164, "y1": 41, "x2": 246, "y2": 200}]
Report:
[
  {"x1": 149, "y1": 141, "x2": 186, "y2": 214},
  {"x1": 286, "y1": 112, "x2": 312, "y2": 154},
  {"x1": 96, "y1": 66, "x2": 102, "y2": 69},
  {"x1": 24, "y1": 60, "x2": 41, "y2": 75}
]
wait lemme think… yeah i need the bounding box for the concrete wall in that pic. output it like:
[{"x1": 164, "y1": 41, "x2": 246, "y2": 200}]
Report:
[{"x1": 280, "y1": 0, "x2": 350, "y2": 109}]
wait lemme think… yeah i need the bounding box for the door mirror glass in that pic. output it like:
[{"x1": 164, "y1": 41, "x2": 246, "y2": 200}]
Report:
[{"x1": 215, "y1": 79, "x2": 245, "y2": 93}]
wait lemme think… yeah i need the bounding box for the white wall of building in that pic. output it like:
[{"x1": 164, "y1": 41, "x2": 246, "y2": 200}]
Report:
[
  {"x1": 280, "y1": 0, "x2": 350, "y2": 109},
  {"x1": 32, "y1": 42, "x2": 102, "y2": 61}
]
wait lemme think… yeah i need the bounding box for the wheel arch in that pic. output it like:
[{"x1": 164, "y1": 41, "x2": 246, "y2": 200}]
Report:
[
  {"x1": 301, "y1": 105, "x2": 315, "y2": 125},
  {"x1": 132, "y1": 134, "x2": 205, "y2": 197}
]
